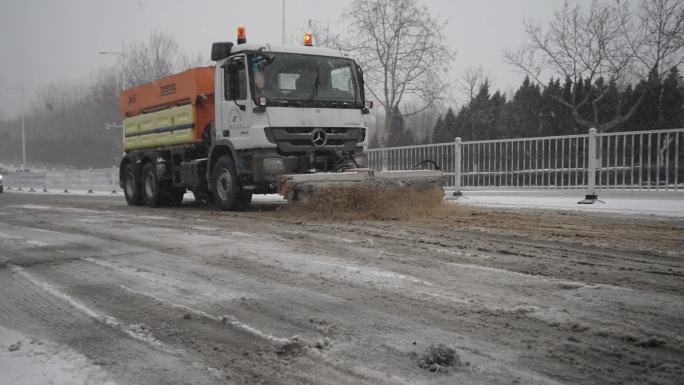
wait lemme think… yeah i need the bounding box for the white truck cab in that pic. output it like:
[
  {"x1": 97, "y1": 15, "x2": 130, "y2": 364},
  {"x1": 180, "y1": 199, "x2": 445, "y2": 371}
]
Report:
[{"x1": 209, "y1": 37, "x2": 371, "y2": 196}]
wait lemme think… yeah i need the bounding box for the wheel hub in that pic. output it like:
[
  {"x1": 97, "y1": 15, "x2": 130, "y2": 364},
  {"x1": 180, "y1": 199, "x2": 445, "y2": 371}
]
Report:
[
  {"x1": 216, "y1": 170, "x2": 232, "y2": 201},
  {"x1": 125, "y1": 172, "x2": 135, "y2": 197},
  {"x1": 144, "y1": 171, "x2": 155, "y2": 198}
]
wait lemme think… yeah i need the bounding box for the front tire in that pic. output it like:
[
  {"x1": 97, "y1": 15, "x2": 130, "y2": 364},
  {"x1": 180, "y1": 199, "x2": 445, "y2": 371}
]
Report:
[
  {"x1": 142, "y1": 163, "x2": 162, "y2": 207},
  {"x1": 212, "y1": 156, "x2": 239, "y2": 211},
  {"x1": 123, "y1": 163, "x2": 143, "y2": 206}
]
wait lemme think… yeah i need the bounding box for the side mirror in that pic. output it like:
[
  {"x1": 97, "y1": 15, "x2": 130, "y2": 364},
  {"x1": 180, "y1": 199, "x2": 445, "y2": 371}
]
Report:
[
  {"x1": 356, "y1": 63, "x2": 366, "y2": 105},
  {"x1": 211, "y1": 42, "x2": 233, "y2": 61}
]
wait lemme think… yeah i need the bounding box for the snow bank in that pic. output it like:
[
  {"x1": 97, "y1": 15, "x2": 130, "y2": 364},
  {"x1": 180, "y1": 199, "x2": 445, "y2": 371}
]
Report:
[
  {"x1": 450, "y1": 190, "x2": 684, "y2": 217},
  {"x1": 0, "y1": 326, "x2": 116, "y2": 385}
]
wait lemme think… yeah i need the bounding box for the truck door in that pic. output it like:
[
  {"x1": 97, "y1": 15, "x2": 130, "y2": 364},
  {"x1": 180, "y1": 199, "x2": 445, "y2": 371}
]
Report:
[{"x1": 219, "y1": 55, "x2": 251, "y2": 149}]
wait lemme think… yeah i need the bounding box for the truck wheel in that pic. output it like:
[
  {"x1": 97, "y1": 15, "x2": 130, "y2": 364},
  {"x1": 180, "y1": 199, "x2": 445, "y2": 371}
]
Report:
[
  {"x1": 142, "y1": 163, "x2": 162, "y2": 207},
  {"x1": 123, "y1": 163, "x2": 143, "y2": 206},
  {"x1": 212, "y1": 156, "x2": 239, "y2": 210}
]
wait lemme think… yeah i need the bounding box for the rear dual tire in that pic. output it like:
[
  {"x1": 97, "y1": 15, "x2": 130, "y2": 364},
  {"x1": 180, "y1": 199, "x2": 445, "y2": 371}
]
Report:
[
  {"x1": 123, "y1": 163, "x2": 143, "y2": 206},
  {"x1": 124, "y1": 162, "x2": 184, "y2": 208},
  {"x1": 142, "y1": 163, "x2": 162, "y2": 207}
]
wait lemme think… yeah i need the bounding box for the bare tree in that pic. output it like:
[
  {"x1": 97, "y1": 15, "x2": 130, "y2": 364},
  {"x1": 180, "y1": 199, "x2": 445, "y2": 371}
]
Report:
[
  {"x1": 618, "y1": 0, "x2": 684, "y2": 81},
  {"x1": 504, "y1": 0, "x2": 684, "y2": 132},
  {"x1": 303, "y1": 19, "x2": 344, "y2": 49},
  {"x1": 122, "y1": 31, "x2": 205, "y2": 87},
  {"x1": 346, "y1": 0, "x2": 454, "y2": 143},
  {"x1": 177, "y1": 51, "x2": 207, "y2": 71},
  {"x1": 37, "y1": 80, "x2": 86, "y2": 114},
  {"x1": 88, "y1": 68, "x2": 121, "y2": 104},
  {"x1": 461, "y1": 66, "x2": 488, "y2": 103}
]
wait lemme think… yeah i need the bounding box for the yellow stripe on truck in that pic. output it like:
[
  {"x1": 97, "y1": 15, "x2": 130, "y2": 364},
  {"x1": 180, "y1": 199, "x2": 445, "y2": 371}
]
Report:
[
  {"x1": 123, "y1": 104, "x2": 196, "y2": 151},
  {"x1": 125, "y1": 129, "x2": 195, "y2": 150}
]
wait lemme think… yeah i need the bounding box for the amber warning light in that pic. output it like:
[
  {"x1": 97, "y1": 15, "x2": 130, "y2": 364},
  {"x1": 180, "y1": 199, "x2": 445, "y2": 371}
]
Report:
[
  {"x1": 237, "y1": 27, "x2": 247, "y2": 44},
  {"x1": 304, "y1": 33, "x2": 313, "y2": 46}
]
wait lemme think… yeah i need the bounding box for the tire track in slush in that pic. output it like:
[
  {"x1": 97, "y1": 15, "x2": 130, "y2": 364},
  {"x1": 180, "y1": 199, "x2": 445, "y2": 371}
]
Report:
[
  {"x1": 8, "y1": 264, "x2": 170, "y2": 352},
  {"x1": 0, "y1": 261, "x2": 230, "y2": 385}
]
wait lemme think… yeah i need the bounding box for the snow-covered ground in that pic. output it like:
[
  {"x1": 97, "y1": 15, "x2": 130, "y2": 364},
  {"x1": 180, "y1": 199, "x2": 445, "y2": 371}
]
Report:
[
  {"x1": 1, "y1": 192, "x2": 683, "y2": 384},
  {"x1": 448, "y1": 190, "x2": 684, "y2": 217},
  {"x1": 0, "y1": 326, "x2": 116, "y2": 385},
  {"x1": 5, "y1": 188, "x2": 684, "y2": 217}
]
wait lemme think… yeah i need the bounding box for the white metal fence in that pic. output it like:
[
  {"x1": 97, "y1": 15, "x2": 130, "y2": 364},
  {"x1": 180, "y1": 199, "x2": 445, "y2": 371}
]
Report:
[
  {"x1": 369, "y1": 128, "x2": 684, "y2": 195},
  {"x1": 2, "y1": 167, "x2": 119, "y2": 194},
  {"x1": 3, "y1": 128, "x2": 682, "y2": 197}
]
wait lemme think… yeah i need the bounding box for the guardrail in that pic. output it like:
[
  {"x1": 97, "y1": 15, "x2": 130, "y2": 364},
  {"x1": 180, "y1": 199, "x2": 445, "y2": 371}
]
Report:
[
  {"x1": 369, "y1": 128, "x2": 684, "y2": 197},
  {"x1": 3, "y1": 128, "x2": 682, "y2": 199},
  {"x1": 2, "y1": 167, "x2": 119, "y2": 194}
]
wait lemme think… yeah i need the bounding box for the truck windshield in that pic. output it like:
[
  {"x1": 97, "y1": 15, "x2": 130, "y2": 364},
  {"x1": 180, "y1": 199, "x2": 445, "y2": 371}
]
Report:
[{"x1": 249, "y1": 53, "x2": 360, "y2": 107}]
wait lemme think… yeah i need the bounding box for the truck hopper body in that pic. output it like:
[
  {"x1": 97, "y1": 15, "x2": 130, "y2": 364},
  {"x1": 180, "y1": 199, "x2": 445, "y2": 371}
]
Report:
[{"x1": 120, "y1": 67, "x2": 215, "y2": 151}]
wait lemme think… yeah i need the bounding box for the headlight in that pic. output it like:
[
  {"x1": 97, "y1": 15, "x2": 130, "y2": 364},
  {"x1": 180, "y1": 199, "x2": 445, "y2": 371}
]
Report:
[{"x1": 0, "y1": 175, "x2": 4, "y2": 180}]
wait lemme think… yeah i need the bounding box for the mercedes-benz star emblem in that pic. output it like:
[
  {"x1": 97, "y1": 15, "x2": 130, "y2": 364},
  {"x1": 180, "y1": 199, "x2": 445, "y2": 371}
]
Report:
[{"x1": 311, "y1": 128, "x2": 327, "y2": 146}]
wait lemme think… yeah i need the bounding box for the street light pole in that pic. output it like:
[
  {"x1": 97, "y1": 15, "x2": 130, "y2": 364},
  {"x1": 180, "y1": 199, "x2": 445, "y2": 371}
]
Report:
[
  {"x1": 282, "y1": 0, "x2": 286, "y2": 45},
  {"x1": 20, "y1": 83, "x2": 25, "y2": 168},
  {"x1": 99, "y1": 45, "x2": 127, "y2": 152},
  {"x1": 2, "y1": 84, "x2": 26, "y2": 168},
  {"x1": 98, "y1": 44, "x2": 127, "y2": 91}
]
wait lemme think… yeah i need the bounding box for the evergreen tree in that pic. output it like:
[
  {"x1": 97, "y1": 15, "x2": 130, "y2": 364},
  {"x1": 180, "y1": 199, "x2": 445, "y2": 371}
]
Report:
[
  {"x1": 626, "y1": 71, "x2": 661, "y2": 131},
  {"x1": 430, "y1": 115, "x2": 445, "y2": 144},
  {"x1": 386, "y1": 105, "x2": 416, "y2": 147},
  {"x1": 539, "y1": 78, "x2": 568, "y2": 136},
  {"x1": 442, "y1": 108, "x2": 458, "y2": 141},
  {"x1": 661, "y1": 68, "x2": 684, "y2": 130},
  {"x1": 373, "y1": 68, "x2": 683, "y2": 151},
  {"x1": 502, "y1": 77, "x2": 541, "y2": 137},
  {"x1": 442, "y1": 68, "x2": 682, "y2": 143},
  {"x1": 432, "y1": 108, "x2": 458, "y2": 143},
  {"x1": 488, "y1": 90, "x2": 506, "y2": 139},
  {"x1": 463, "y1": 81, "x2": 491, "y2": 140}
]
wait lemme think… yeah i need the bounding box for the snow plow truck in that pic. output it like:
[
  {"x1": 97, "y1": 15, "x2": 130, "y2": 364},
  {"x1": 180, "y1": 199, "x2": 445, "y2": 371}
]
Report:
[{"x1": 119, "y1": 28, "x2": 443, "y2": 210}]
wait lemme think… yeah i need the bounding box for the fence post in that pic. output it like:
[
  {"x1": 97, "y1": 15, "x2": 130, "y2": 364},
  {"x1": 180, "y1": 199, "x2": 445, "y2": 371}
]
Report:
[
  {"x1": 28, "y1": 172, "x2": 36, "y2": 192},
  {"x1": 63, "y1": 169, "x2": 70, "y2": 193},
  {"x1": 87, "y1": 167, "x2": 94, "y2": 194},
  {"x1": 453, "y1": 137, "x2": 462, "y2": 196},
  {"x1": 111, "y1": 166, "x2": 118, "y2": 194},
  {"x1": 382, "y1": 148, "x2": 388, "y2": 171},
  {"x1": 42, "y1": 168, "x2": 48, "y2": 192},
  {"x1": 580, "y1": 128, "x2": 599, "y2": 203}
]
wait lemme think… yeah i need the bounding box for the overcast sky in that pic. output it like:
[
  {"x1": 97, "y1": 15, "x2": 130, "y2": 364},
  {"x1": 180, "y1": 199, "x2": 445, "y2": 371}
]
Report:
[{"x1": 0, "y1": 0, "x2": 568, "y2": 120}]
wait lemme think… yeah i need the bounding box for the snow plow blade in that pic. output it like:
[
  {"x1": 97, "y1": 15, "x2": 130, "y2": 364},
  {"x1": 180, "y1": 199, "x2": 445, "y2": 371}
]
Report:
[{"x1": 279, "y1": 169, "x2": 446, "y2": 203}]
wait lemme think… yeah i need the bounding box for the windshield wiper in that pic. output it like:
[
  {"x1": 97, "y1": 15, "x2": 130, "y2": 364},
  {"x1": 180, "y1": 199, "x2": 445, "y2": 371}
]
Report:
[{"x1": 308, "y1": 68, "x2": 320, "y2": 102}]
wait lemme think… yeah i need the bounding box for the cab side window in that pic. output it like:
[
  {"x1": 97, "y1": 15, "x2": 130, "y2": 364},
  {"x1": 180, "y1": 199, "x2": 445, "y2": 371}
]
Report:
[{"x1": 225, "y1": 58, "x2": 247, "y2": 100}]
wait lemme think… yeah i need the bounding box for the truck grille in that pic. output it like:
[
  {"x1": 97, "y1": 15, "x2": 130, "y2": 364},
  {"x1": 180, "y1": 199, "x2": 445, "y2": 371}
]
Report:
[{"x1": 265, "y1": 127, "x2": 363, "y2": 153}]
